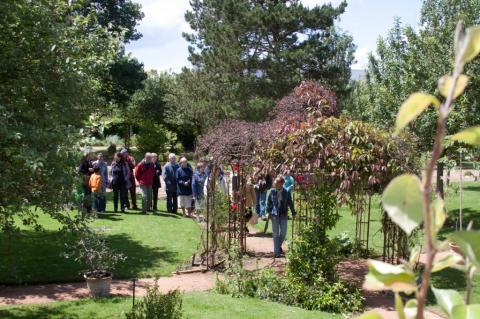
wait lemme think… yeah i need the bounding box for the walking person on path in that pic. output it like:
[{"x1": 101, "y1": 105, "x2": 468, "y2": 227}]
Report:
[
  {"x1": 266, "y1": 176, "x2": 296, "y2": 258},
  {"x1": 135, "y1": 153, "x2": 155, "y2": 214},
  {"x1": 283, "y1": 171, "x2": 295, "y2": 195},
  {"x1": 120, "y1": 148, "x2": 138, "y2": 210},
  {"x1": 151, "y1": 153, "x2": 162, "y2": 212},
  {"x1": 177, "y1": 157, "x2": 193, "y2": 217},
  {"x1": 192, "y1": 161, "x2": 207, "y2": 219},
  {"x1": 162, "y1": 153, "x2": 179, "y2": 214},
  {"x1": 92, "y1": 153, "x2": 108, "y2": 212},
  {"x1": 109, "y1": 152, "x2": 130, "y2": 213}
]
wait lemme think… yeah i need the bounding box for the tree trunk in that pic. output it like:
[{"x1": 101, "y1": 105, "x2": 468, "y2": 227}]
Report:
[{"x1": 436, "y1": 162, "x2": 444, "y2": 199}]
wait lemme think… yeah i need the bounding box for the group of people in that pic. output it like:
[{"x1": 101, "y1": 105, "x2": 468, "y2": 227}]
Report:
[
  {"x1": 78, "y1": 149, "x2": 162, "y2": 214},
  {"x1": 78, "y1": 151, "x2": 296, "y2": 257}
]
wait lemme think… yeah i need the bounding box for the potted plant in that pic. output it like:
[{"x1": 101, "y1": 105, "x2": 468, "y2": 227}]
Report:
[{"x1": 66, "y1": 228, "x2": 125, "y2": 297}]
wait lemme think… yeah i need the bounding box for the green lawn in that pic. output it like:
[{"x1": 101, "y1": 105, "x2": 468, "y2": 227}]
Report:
[
  {"x1": 0, "y1": 291, "x2": 341, "y2": 319},
  {"x1": 0, "y1": 196, "x2": 201, "y2": 284}
]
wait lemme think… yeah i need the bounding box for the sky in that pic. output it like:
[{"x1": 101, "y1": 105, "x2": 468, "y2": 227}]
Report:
[{"x1": 125, "y1": 0, "x2": 423, "y2": 72}]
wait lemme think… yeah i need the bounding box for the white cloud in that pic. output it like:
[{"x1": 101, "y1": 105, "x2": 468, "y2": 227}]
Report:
[
  {"x1": 137, "y1": 0, "x2": 190, "y2": 31},
  {"x1": 352, "y1": 47, "x2": 370, "y2": 69}
]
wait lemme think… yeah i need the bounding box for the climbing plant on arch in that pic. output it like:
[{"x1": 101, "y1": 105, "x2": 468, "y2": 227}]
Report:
[{"x1": 196, "y1": 81, "x2": 419, "y2": 265}]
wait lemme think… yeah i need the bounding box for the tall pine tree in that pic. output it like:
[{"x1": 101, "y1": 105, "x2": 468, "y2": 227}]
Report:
[{"x1": 182, "y1": 0, "x2": 355, "y2": 123}]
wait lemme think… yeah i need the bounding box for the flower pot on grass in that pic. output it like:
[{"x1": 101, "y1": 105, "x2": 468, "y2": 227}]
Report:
[
  {"x1": 64, "y1": 224, "x2": 125, "y2": 298},
  {"x1": 84, "y1": 272, "x2": 113, "y2": 297}
]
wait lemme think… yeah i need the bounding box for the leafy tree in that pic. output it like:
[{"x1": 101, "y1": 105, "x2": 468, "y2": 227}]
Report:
[
  {"x1": 181, "y1": 0, "x2": 355, "y2": 128},
  {"x1": 82, "y1": 0, "x2": 144, "y2": 43},
  {"x1": 345, "y1": 0, "x2": 480, "y2": 196},
  {"x1": 101, "y1": 51, "x2": 147, "y2": 146},
  {"x1": 0, "y1": 0, "x2": 119, "y2": 231}
]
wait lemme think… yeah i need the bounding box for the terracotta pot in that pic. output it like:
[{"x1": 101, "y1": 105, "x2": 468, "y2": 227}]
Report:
[{"x1": 84, "y1": 272, "x2": 112, "y2": 297}]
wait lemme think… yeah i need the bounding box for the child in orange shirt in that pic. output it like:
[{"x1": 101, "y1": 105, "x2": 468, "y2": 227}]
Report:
[{"x1": 89, "y1": 165, "x2": 104, "y2": 213}]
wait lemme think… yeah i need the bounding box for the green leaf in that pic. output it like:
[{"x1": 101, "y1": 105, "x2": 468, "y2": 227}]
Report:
[
  {"x1": 409, "y1": 246, "x2": 421, "y2": 266},
  {"x1": 432, "y1": 252, "x2": 463, "y2": 273},
  {"x1": 363, "y1": 259, "x2": 416, "y2": 292},
  {"x1": 356, "y1": 312, "x2": 383, "y2": 319},
  {"x1": 438, "y1": 74, "x2": 469, "y2": 99},
  {"x1": 404, "y1": 299, "x2": 417, "y2": 319},
  {"x1": 450, "y1": 231, "x2": 480, "y2": 267},
  {"x1": 395, "y1": 93, "x2": 440, "y2": 134},
  {"x1": 459, "y1": 26, "x2": 480, "y2": 64},
  {"x1": 451, "y1": 304, "x2": 480, "y2": 319},
  {"x1": 395, "y1": 293, "x2": 406, "y2": 319},
  {"x1": 450, "y1": 126, "x2": 480, "y2": 146},
  {"x1": 382, "y1": 174, "x2": 423, "y2": 235},
  {"x1": 432, "y1": 287, "x2": 465, "y2": 317},
  {"x1": 431, "y1": 197, "x2": 446, "y2": 233}
]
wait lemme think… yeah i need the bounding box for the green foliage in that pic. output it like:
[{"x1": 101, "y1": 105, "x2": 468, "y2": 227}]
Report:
[
  {"x1": 216, "y1": 266, "x2": 363, "y2": 314},
  {"x1": 346, "y1": 1, "x2": 480, "y2": 152},
  {"x1": 0, "y1": 0, "x2": 119, "y2": 231},
  {"x1": 126, "y1": 283, "x2": 183, "y2": 319},
  {"x1": 332, "y1": 232, "x2": 354, "y2": 257},
  {"x1": 286, "y1": 224, "x2": 340, "y2": 282},
  {"x1": 83, "y1": 0, "x2": 144, "y2": 43},
  {"x1": 136, "y1": 122, "x2": 178, "y2": 156},
  {"x1": 382, "y1": 174, "x2": 423, "y2": 236}
]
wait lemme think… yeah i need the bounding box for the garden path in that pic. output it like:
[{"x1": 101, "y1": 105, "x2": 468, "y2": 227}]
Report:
[{"x1": 0, "y1": 229, "x2": 446, "y2": 318}]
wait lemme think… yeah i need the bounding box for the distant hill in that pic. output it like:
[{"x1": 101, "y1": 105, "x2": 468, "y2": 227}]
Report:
[{"x1": 351, "y1": 69, "x2": 366, "y2": 81}]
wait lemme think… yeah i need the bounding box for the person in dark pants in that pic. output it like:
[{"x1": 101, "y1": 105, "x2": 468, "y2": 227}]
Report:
[
  {"x1": 176, "y1": 157, "x2": 194, "y2": 217},
  {"x1": 162, "y1": 153, "x2": 179, "y2": 214},
  {"x1": 109, "y1": 152, "x2": 131, "y2": 213},
  {"x1": 266, "y1": 176, "x2": 296, "y2": 258},
  {"x1": 120, "y1": 148, "x2": 138, "y2": 210},
  {"x1": 78, "y1": 153, "x2": 93, "y2": 213},
  {"x1": 151, "y1": 153, "x2": 162, "y2": 211}
]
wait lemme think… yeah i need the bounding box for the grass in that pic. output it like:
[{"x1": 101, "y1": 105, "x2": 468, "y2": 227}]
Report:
[
  {"x1": 0, "y1": 194, "x2": 201, "y2": 284},
  {"x1": 0, "y1": 291, "x2": 341, "y2": 319}
]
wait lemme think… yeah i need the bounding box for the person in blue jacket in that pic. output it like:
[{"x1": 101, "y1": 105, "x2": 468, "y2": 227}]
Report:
[
  {"x1": 283, "y1": 171, "x2": 295, "y2": 195},
  {"x1": 162, "y1": 153, "x2": 179, "y2": 214},
  {"x1": 176, "y1": 157, "x2": 194, "y2": 217},
  {"x1": 266, "y1": 175, "x2": 296, "y2": 258},
  {"x1": 192, "y1": 161, "x2": 207, "y2": 217}
]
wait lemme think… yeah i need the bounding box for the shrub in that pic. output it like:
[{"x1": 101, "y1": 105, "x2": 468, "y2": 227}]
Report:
[
  {"x1": 286, "y1": 223, "x2": 340, "y2": 282},
  {"x1": 126, "y1": 282, "x2": 183, "y2": 319},
  {"x1": 332, "y1": 231, "x2": 354, "y2": 257},
  {"x1": 136, "y1": 122, "x2": 177, "y2": 155}
]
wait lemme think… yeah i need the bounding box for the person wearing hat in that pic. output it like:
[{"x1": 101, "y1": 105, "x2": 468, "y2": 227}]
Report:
[{"x1": 120, "y1": 148, "x2": 138, "y2": 210}]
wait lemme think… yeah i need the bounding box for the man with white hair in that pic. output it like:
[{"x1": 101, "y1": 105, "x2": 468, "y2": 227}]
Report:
[{"x1": 162, "y1": 153, "x2": 179, "y2": 214}]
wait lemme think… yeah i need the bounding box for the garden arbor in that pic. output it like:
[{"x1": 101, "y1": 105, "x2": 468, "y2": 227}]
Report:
[{"x1": 196, "y1": 81, "x2": 418, "y2": 267}]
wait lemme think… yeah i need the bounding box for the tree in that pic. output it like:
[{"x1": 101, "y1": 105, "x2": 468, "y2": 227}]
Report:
[
  {"x1": 101, "y1": 51, "x2": 147, "y2": 146},
  {"x1": 82, "y1": 0, "x2": 144, "y2": 43},
  {"x1": 0, "y1": 0, "x2": 119, "y2": 231},
  {"x1": 345, "y1": 0, "x2": 480, "y2": 196},
  {"x1": 181, "y1": 0, "x2": 355, "y2": 129}
]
